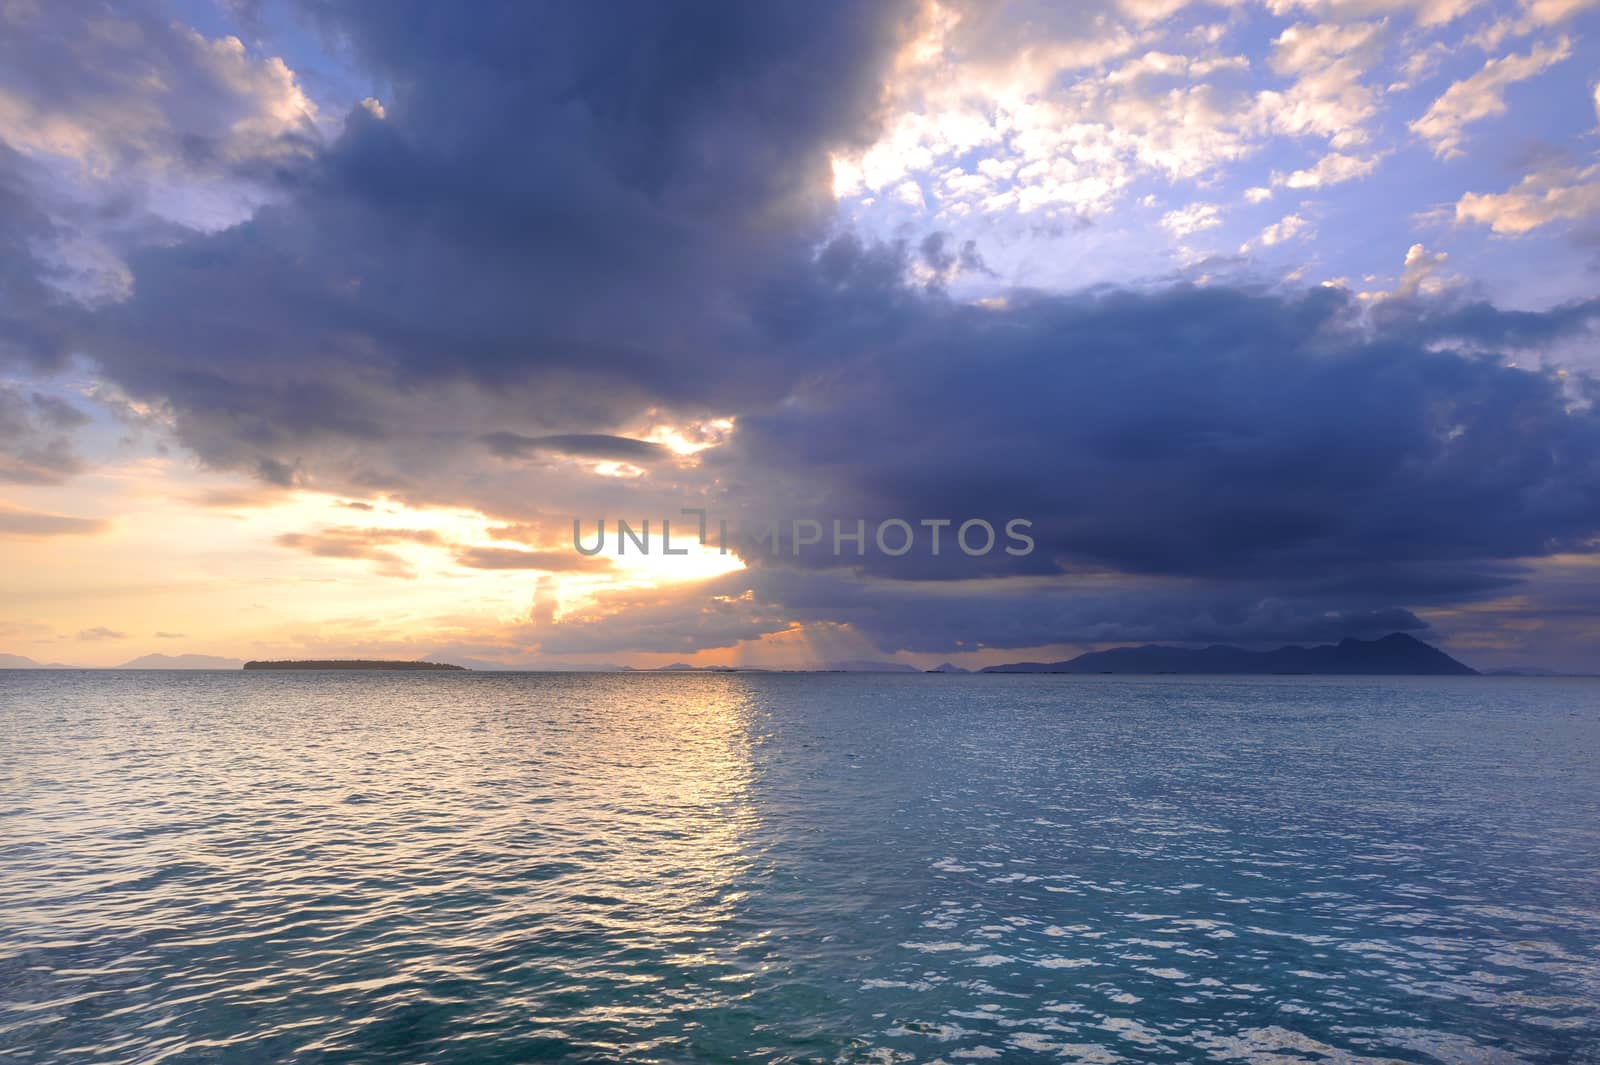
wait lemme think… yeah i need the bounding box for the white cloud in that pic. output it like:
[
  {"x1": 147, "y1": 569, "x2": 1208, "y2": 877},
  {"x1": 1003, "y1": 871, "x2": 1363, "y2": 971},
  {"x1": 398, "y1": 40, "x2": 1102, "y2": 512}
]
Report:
[
  {"x1": 1410, "y1": 37, "x2": 1572, "y2": 158},
  {"x1": 1472, "y1": 0, "x2": 1599, "y2": 49},
  {"x1": 1116, "y1": 0, "x2": 1236, "y2": 21},
  {"x1": 1099, "y1": 81, "x2": 1260, "y2": 181},
  {"x1": 1265, "y1": 0, "x2": 1486, "y2": 27},
  {"x1": 1391, "y1": 41, "x2": 1454, "y2": 90},
  {"x1": 1454, "y1": 163, "x2": 1600, "y2": 234},
  {"x1": 832, "y1": 22, "x2": 1267, "y2": 223},
  {"x1": 1522, "y1": 0, "x2": 1600, "y2": 18},
  {"x1": 1268, "y1": 21, "x2": 1385, "y2": 77},
  {"x1": 1396, "y1": 242, "x2": 1453, "y2": 295},
  {"x1": 1108, "y1": 50, "x2": 1251, "y2": 85},
  {"x1": 1161, "y1": 202, "x2": 1223, "y2": 236},
  {"x1": 1241, "y1": 212, "x2": 1313, "y2": 251},
  {"x1": 892, "y1": 180, "x2": 927, "y2": 209},
  {"x1": 1401, "y1": 241, "x2": 1452, "y2": 294},
  {"x1": 826, "y1": 3, "x2": 1152, "y2": 218},
  {"x1": 827, "y1": 0, "x2": 1592, "y2": 283},
  {"x1": 1356, "y1": 242, "x2": 1458, "y2": 300},
  {"x1": 831, "y1": 3, "x2": 1387, "y2": 228},
  {"x1": 1255, "y1": 21, "x2": 1388, "y2": 148},
  {"x1": 1274, "y1": 151, "x2": 1381, "y2": 188}
]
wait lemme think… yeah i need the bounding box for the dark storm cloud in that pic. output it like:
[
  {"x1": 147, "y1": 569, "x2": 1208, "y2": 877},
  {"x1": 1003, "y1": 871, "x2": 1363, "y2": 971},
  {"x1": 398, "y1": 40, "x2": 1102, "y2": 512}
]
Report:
[
  {"x1": 481, "y1": 433, "x2": 668, "y2": 463},
  {"x1": 1376, "y1": 294, "x2": 1600, "y2": 349},
  {"x1": 73, "y1": 0, "x2": 919, "y2": 475},
  {"x1": 0, "y1": 3, "x2": 318, "y2": 184},
  {"x1": 728, "y1": 279, "x2": 1600, "y2": 587},
  {"x1": 0, "y1": 383, "x2": 89, "y2": 485},
  {"x1": 255, "y1": 457, "x2": 302, "y2": 487},
  {"x1": 529, "y1": 567, "x2": 1439, "y2": 658},
  {"x1": 0, "y1": 2, "x2": 323, "y2": 361},
  {"x1": 0, "y1": 147, "x2": 76, "y2": 368}
]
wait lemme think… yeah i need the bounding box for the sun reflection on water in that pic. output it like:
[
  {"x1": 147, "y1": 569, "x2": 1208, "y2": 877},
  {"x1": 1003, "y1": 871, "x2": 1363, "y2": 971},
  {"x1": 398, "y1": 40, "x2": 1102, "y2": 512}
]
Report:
[{"x1": 0, "y1": 670, "x2": 769, "y2": 1060}]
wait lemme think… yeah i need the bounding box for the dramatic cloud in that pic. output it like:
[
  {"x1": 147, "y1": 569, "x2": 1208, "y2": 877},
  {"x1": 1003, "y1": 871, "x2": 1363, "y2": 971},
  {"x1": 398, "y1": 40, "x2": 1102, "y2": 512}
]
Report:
[
  {"x1": 0, "y1": 144, "x2": 78, "y2": 367},
  {"x1": 725, "y1": 278, "x2": 1600, "y2": 594},
  {"x1": 0, "y1": 1, "x2": 321, "y2": 310},
  {"x1": 0, "y1": 5, "x2": 318, "y2": 187},
  {"x1": 0, "y1": 1, "x2": 1597, "y2": 664},
  {"x1": 481, "y1": 433, "x2": 670, "y2": 463},
  {"x1": 0, "y1": 382, "x2": 88, "y2": 484},
  {"x1": 529, "y1": 567, "x2": 1445, "y2": 658},
  {"x1": 55, "y1": 1, "x2": 914, "y2": 493}
]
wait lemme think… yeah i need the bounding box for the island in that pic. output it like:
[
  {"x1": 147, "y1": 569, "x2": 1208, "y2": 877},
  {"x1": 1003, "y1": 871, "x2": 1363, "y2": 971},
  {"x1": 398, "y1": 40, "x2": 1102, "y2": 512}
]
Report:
[
  {"x1": 982, "y1": 633, "x2": 1477, "y2": 676},
  {"x1": 241, "y1": 660, "x2": 467, "y2": 671}
]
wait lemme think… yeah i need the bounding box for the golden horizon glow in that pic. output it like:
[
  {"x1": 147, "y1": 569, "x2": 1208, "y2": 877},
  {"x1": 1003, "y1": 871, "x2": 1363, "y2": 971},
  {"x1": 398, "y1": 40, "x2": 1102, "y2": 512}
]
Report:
[{"x1": 0, "y1": 454, "x2": 745, "y2": 667}]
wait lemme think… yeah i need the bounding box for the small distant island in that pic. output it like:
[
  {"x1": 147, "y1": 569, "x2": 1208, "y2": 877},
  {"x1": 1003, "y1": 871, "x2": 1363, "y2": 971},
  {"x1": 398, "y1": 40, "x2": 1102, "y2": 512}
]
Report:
[{"x1": 241, "y1": 660, "x2": 467, "y2": 671}]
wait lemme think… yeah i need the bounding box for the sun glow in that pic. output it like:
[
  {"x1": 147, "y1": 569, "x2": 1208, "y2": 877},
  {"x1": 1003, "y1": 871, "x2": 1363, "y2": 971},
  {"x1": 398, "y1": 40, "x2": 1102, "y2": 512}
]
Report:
[
  {"x1": 0, "y1": 454, "x2": 748, "y2": 666},
  {"x1": 261, "y1": 491, "x2": 747, "y2": 593},
  {"x1": 602, "y1": 532, "x2": 747, "y2": 585},
  {"x1": 638, "y1": 414, "x2": 737, "y2": 457}
]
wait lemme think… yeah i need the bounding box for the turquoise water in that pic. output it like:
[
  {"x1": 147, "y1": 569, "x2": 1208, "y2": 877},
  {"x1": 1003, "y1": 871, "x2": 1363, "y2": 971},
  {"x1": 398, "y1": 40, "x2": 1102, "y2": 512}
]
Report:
[{"x1": 1, "y1": 671, "x2": 1597, "y2": 1064}]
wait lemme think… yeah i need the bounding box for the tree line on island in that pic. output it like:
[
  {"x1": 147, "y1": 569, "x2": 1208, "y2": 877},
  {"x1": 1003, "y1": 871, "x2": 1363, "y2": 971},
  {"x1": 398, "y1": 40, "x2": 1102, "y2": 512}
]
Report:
[{"x1": 241, "y1": 660, "x2": 467, "y2": 670}]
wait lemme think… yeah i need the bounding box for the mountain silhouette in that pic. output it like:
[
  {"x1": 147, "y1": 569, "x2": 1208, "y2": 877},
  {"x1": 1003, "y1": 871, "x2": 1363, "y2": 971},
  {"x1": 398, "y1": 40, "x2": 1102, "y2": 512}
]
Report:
[
  {"x1": 118, "y1": 653, "x2": 245, "y2": 669},
  {"x1": 0, "y1": 653, "x2": 77, "y2": 668},
  {"x1": 982, "y1": 633, "x2": 1476, "y2": 675}
]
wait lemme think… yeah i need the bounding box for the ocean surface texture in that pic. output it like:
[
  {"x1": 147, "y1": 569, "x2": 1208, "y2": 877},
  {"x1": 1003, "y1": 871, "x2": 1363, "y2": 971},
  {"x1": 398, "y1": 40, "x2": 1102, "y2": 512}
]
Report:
[{"x1": 1, "y1": 671, "x2": 1597, "y2": 1064}]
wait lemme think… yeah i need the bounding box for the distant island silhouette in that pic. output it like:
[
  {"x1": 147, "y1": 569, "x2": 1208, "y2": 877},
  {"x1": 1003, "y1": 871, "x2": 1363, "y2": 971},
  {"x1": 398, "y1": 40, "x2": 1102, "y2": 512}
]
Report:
[
  {"x1": 242, "y1": 660, "x2": 467, "y2": 671},
  {"x1": 982, "y1": 633, "x2": 1476, "y2": 675},
  {"x1": 121, "y1": 653, "x2": 244, "y2": 670}
]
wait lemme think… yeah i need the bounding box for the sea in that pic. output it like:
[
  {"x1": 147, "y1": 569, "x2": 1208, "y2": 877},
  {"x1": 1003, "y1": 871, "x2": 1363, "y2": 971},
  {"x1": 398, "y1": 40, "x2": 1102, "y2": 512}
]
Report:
[{"x1": 1, "y1": 670, "x2": 1597, "y2": 1064}]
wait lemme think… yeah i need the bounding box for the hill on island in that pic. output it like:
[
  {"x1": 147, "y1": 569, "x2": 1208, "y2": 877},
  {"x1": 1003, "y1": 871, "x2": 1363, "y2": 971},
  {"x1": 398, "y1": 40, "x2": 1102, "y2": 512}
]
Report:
[
  {"x1": 242, "y1": 660, "x2": 467, "y2": 671},
  {"x1": 982, "y1": 633, "x2": 1476, "y2": 676},
  {"x1": 119, "y1": 653, "x2": 245, "y2": 669},
  {"x1": 0, "y1": 653, "x2": 78, "y2": 668}
]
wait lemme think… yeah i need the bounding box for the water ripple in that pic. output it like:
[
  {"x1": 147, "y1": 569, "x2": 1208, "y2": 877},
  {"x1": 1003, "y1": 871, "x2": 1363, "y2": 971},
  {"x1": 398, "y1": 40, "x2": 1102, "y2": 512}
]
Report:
[{"x1": 1, "y1": 671, "x2": 1597, "y2": 1063}]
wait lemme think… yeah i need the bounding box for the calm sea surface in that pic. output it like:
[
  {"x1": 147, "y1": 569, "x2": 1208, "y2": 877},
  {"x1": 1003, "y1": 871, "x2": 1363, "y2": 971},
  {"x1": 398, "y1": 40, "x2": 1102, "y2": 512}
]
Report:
[{"x1": 1, "y1": 671, "x2": 1597, "y2": 1064}]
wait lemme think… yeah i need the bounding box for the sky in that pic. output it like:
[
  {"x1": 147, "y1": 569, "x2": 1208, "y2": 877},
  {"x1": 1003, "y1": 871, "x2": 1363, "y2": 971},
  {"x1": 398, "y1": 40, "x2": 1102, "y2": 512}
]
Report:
[{"x1": 2, "y1": 0, "x2": 1599, "y2": 671}]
